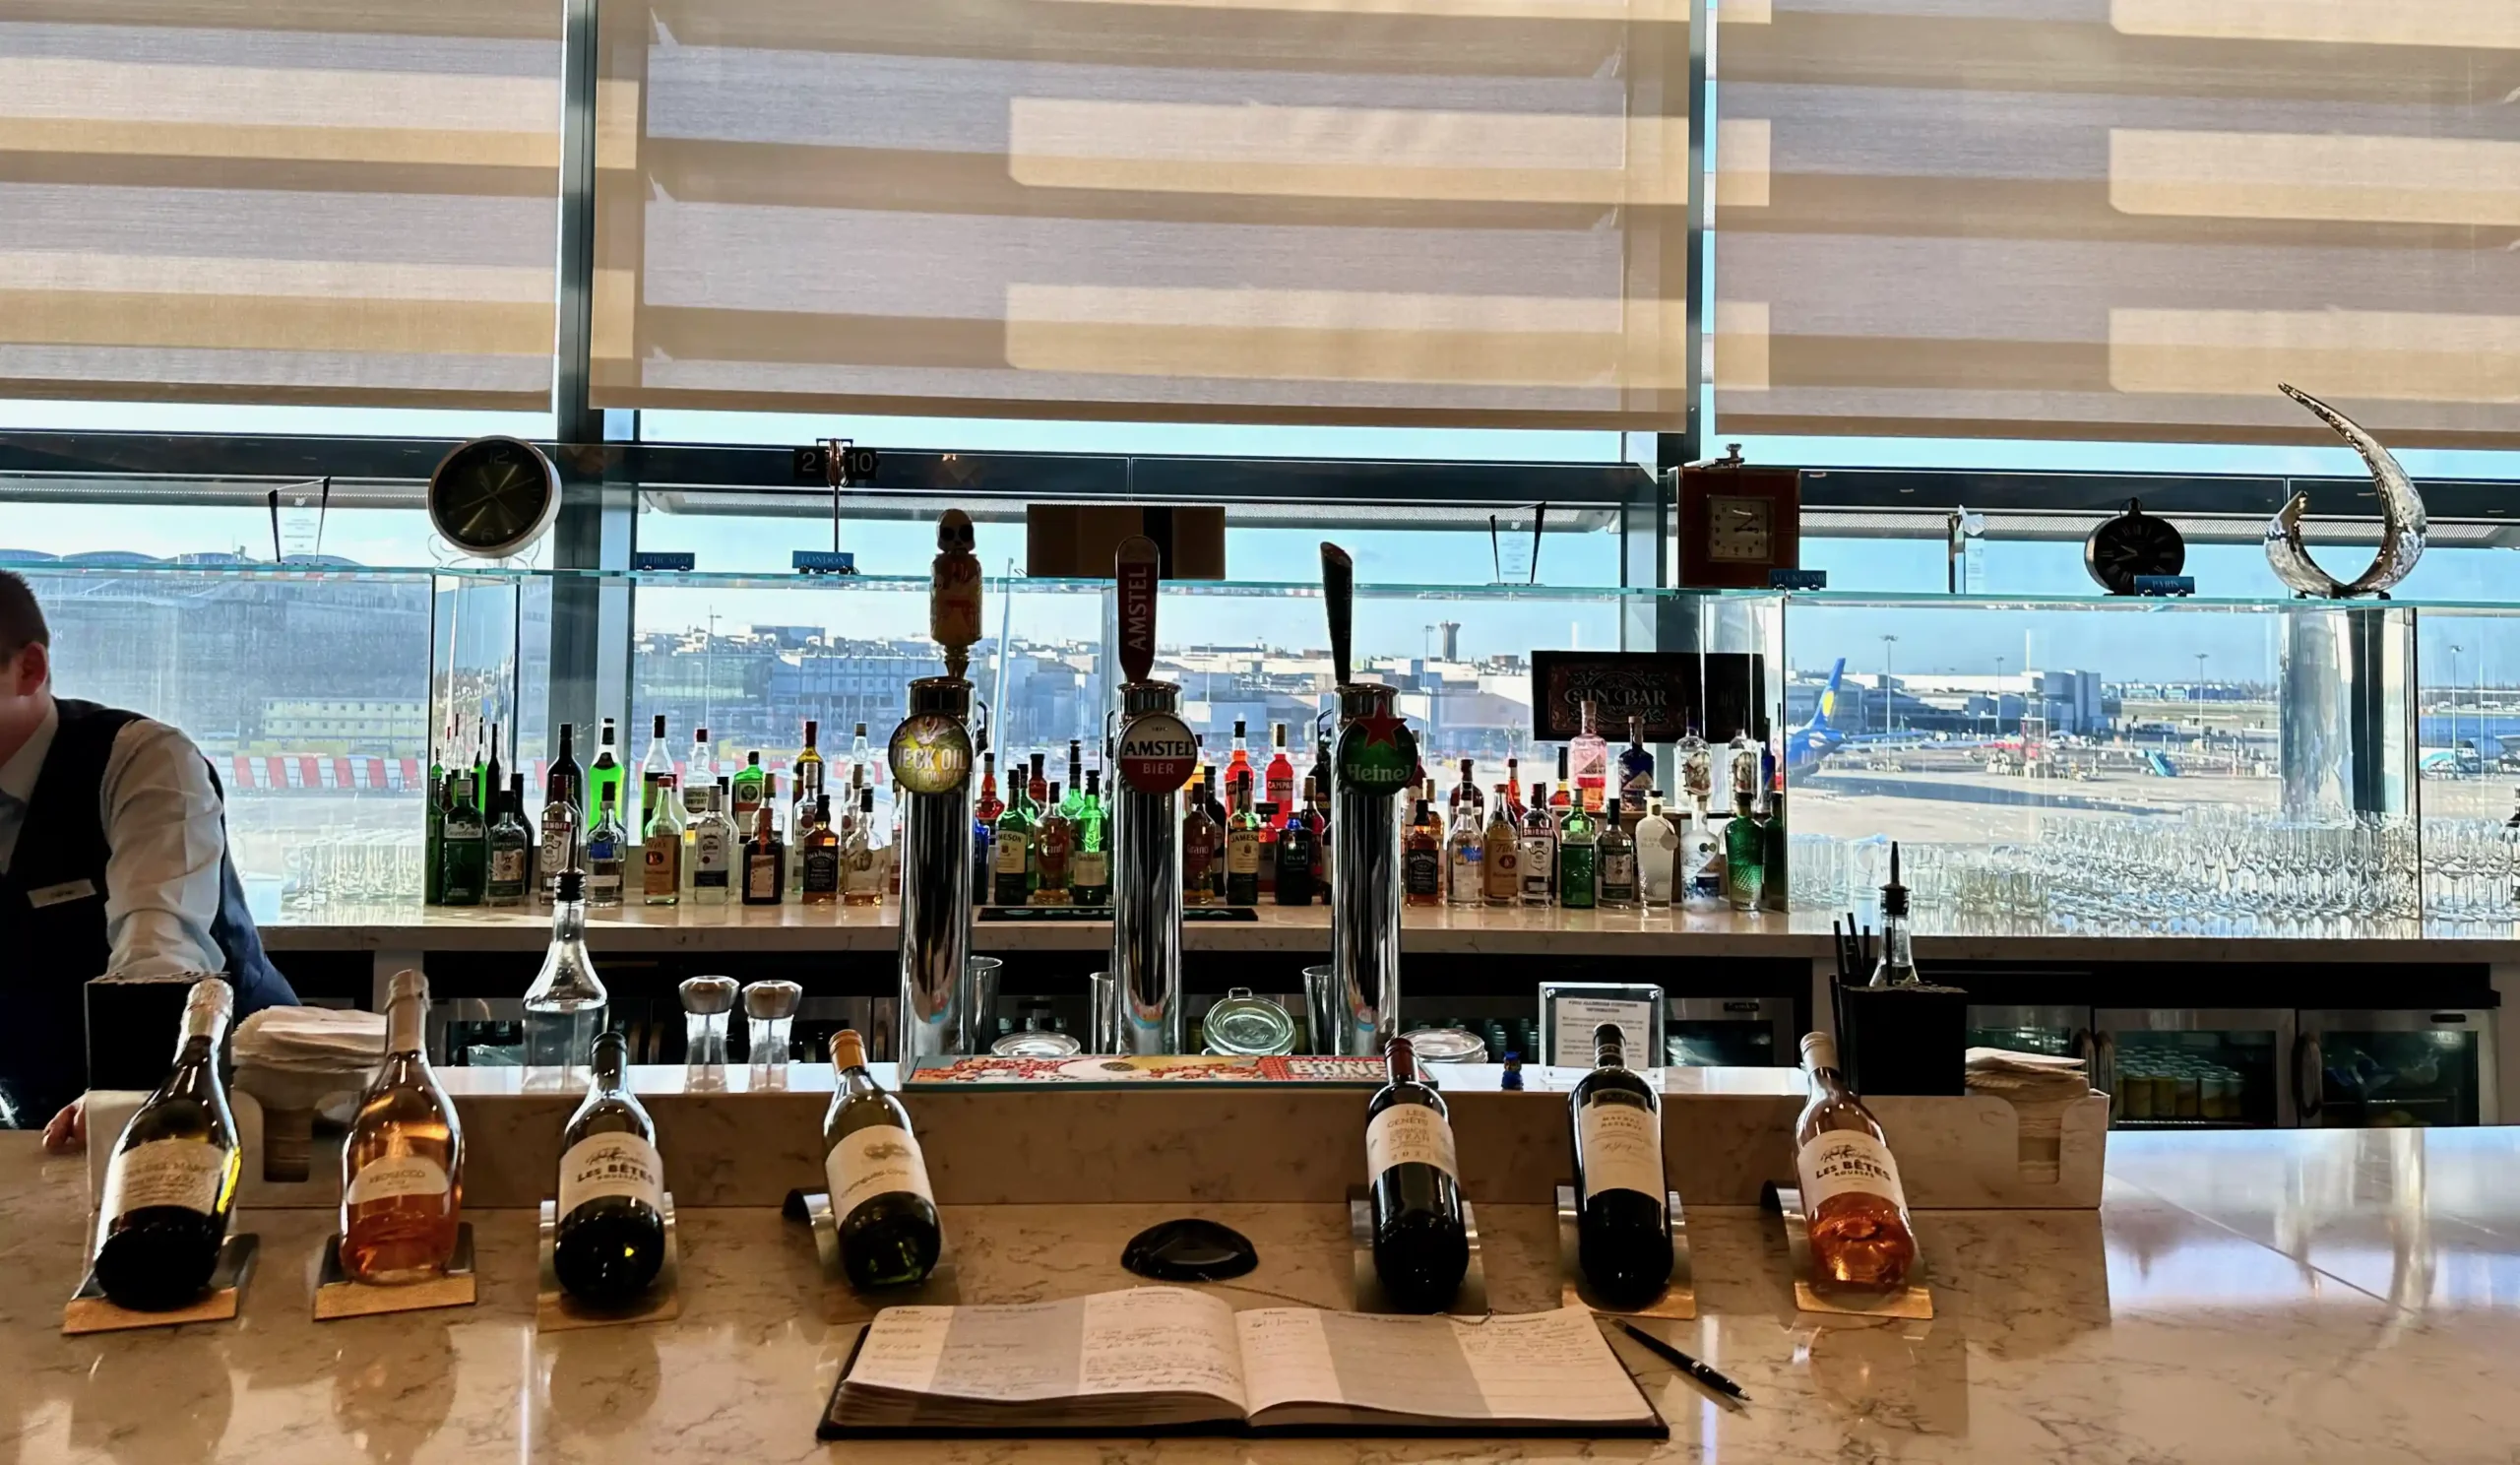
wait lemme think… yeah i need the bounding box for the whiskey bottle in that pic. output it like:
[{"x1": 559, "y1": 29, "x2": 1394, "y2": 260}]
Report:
[
  {"x1": 642, "y1": 772, "x2": 684, "y2": 906},
  {"x1": 340, "y1": 969, "x2": 463, "y2": 1284},
  {"x1": 523, "y1": 869, "x2": 608, "y2": 1072},
  {"x1": 1403, "y1": 796, "x2": 1442, "y2": 907},
  {"x1": 486, "y1": 781, "x2": 533, "y2": 907},
  {"x1": 584, "y1": 788, "x2": 627, "y2": 909},
  {"x1": 1569, "y1": 1023, "x2": 1671, "y2": 1306},
  {"x1": 822, "y1": 1029, "x2": 943, "y2": 1289},
  {"x1": 991, "y1": 773, "x2": 1036, "y2": 907},
  {"x1": 1794, "y1": 1032, "x2": 1918, "y2": 1290},
  {"x1": 1481, "y1": 786, "x2": 1520, "y2": 905},
  {"x1": 1365, "y1": 1036, "x2": 1468, "y2": 1312},
  {"x1": 1032, "y1": 782, "x2": 1073, "y2": 906},
  {"x1": 438, "y1": 772, "x2": 487, "y2": 907},
  {"x1": 552, "y1": 1031, "x2": 666, "y2": 1306},
  {"x1": 1072, "y1": 770, "x2": 1111, "y2": 908},
  {"x1": 1181, "y1": 773, "x2": 1222, "y2": 907},
  {"x1": 91, "y1": 978, "x2": 240, "y2": 1311},
  {"x1": 801, "y1": 794, "x2": 843, "y2": 904},
  {"x1": 1225, "y1": 781, "x2": 1263, "y2": 907}
]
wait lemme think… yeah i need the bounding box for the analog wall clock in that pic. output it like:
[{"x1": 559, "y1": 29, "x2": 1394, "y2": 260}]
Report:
[
  {"x1": 427, "y1": 436, "x2": 560, "y2": 560},
  {"x1": 2084, "y1": 498, "x2": 2184, "y2": 595}
]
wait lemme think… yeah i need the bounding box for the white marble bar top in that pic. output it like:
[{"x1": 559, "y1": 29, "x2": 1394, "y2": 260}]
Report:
[
  {"x1": 9, "y1": 1126, "x2": 2520, "y2": 1462},
  {"x1": 254, "y1": 898, "x2": 2520, "y2": 961}
]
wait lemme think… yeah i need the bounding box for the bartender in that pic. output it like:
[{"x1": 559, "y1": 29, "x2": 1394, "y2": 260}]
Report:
[{"x1": 0, "y1": 571, "x2": 297, "y2": 1149}]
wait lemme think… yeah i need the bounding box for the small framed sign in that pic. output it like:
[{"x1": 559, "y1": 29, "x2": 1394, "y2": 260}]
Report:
[{"x1": 1530, "y1": 651, "x2": 1767, "y2": 743}]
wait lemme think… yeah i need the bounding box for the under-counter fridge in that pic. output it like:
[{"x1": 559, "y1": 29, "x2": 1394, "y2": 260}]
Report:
[
  {"x1": 2091, "y1": 1007, "x2": 2295, "y2": 1129},
  {"x1": 2296, "y1": 1007, "x2": 2496, "y2": 1128}
]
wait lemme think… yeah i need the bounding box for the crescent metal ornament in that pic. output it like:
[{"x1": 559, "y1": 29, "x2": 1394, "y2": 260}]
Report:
[{"x1": 2261, "y1": 383, "x2": 2427, "y2": 599}]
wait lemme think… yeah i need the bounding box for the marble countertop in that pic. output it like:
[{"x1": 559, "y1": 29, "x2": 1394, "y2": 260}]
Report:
[
  {"x1": 9, "y1": 1127, "x2": 2520, "y2": 1462},
  {"x1": 255, "y1": 898, "x2": 2520, "y2": 961}
]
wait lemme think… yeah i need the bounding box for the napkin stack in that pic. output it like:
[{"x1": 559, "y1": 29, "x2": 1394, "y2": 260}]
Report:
[
  {"x1": 1965, "y1": 1047, "x2": 2094, "y2": 1183},
  {"x1": 233, "y1": 1006, "x2": 389, "y2": 1075}
]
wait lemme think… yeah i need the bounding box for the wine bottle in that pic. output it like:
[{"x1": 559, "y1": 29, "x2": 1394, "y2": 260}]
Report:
[
  {"x1": 1568, "y1": 1023, "x2": 1671, "y2": 1306},
  {"x1": 1794, "y1": 1032, "x2": 1919, "y2": 1290},
  {"x1": 552, "y1": 1031, "x2": 667, "y2": 1306},
  {"x1": 1365, "y1": 1036, "x2": 1469, "y2": 1312},
  {"x1": 340, "y1": 969, "x2": 464, "y2": 1284},
  {"x1": 822, "y1": 1030, "x2": 944, "y2": 1289},
  {"x1": 92, "y1": 978, "x2": 241, "y2": 1311}
]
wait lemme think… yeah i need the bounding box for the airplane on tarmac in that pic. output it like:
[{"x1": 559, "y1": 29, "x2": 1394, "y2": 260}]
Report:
[{"x1": 1783, "y1": 659, "x2": 1853, "y2": 776}]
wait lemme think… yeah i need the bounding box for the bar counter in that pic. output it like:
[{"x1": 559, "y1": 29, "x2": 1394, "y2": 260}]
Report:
[{"x1": 8, "y1": 1126, "x2": 2520, "y2": 1462}]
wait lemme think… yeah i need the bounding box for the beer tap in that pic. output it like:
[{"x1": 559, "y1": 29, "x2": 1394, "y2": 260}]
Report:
[
  {"x1": 1323, "y1": 542, "x2": 1415, "y2": 1055},
  {"x1": 1106, "y1": 536, "x2": 1190, "y2": 1053},
  {"x1": 894, "y1": 510, "x2": 982, "y2": 1062}
]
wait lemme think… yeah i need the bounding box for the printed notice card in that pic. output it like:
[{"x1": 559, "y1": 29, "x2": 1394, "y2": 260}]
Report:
[{"x1": 819, "y1": 1287, "x2": 1664, "y2": 1438}]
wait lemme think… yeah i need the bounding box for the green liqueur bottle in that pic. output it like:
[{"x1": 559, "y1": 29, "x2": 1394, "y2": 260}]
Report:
[
  {"x1": 823, "y1": 1028, "x2": 943, "y2": 1289},
  {"x1": 1072, "y1": 769, "x2": 1111, "y2": 908},
  {"x1": 439, "y1": 771, "x2": 487, "y2": 906},
  {"x1": 1557, "y1": 799, "x2": 1600, "y2": 910}
]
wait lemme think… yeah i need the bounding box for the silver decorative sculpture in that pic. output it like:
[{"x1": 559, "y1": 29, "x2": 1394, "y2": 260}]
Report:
[{"x1": 2262, "y1": 383, "x2": 2426, "y2": 599}]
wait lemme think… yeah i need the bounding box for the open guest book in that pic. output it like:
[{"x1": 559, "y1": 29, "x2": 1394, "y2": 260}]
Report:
[{"x1": 819, "y1": 1287, "x2": 1668, "y2": 1438}]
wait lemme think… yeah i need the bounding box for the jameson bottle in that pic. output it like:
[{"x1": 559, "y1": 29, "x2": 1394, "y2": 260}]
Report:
[
  {"x1": 992, "y1": 770, "x2": 1036, "y2": 907},
  {"x1": 1795, "y1": 1032, "x2": 1918, "y2": 1290},
  {"x1": 1226, "y1": 781, "x2": 1263, "y2": 907},
  {"x1": 340, "y1": 969, "x2": 464, "y2": 1285},
  {"x1": 551, "y1": 1032, "x2": 667, "y2": 1306},
  {"x1": 92, "y1": 979, "x2": 240, "y2": 1311},
  {"x1": 822, "y1": 1030, "x2": 943, "y2": 1290}
]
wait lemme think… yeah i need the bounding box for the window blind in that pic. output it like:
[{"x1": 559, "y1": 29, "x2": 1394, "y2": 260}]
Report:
[
  {"x1": 0, "y1": 1, "x2": 561, "y2": 410},
  {"x1": 591, "y1": 0, "x2": 1693, "y2": 427},
  {"x1": 1714, "y1": 0, "x2": 2520, "y2": 447}
]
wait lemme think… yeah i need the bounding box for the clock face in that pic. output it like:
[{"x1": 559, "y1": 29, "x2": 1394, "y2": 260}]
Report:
[
  {"x1": 2084, "y1": 505, "x2": 2186, "y2": 593},
  {"x1": 1706, "y1": 495, "x2": 1774, "y2": 563}
]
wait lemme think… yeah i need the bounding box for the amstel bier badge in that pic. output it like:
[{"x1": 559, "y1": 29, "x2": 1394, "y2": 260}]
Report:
[
  {"x1": 888, "y1": 713, "x2": 973, "y2": 796},
  {"x1": 1116, "y1": 712, "x2": 1198, "y2": 794},
  {"x1": 1335, "y1": 706, "x2": 1418, "y2": 796}
]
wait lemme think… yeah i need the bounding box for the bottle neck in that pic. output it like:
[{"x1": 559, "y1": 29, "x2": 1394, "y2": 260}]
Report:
[
  {"x1": 550, "y1": 897, "x2": 588, "y2": 945},
  {"x1": 1874, "y1": 911, "x2": 1917, "y2": 981},
  {"x1": 1594, "y1": 1035, "x2": 1626, "y2": 1070},
  {"x1": 386, "y1": 990, "x2": 426, "y2": 1055},
  {"x1": 591, "y1": 1046, "x2": 627, "y2": 1092}
]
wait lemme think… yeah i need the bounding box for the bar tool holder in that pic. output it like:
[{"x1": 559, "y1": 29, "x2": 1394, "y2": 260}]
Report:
[
  {"x1": 742, "y1": 980, "x2": 801, "y2": 1065},
  {"x1": 1108, "y1": 536, "x2": 1189, "y2": 1054},
  {"x1": 1765, "y1": 1183, "x2": 1934, "y2": 1319},
  {"x1": 1553, "y1": 1185, "x2": 1695, "y2": 1319},
  {"x1": 680, "y1": 975, "x2": 735, "y2": 1068}
]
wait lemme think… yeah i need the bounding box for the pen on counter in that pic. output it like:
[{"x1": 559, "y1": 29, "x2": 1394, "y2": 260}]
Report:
[{"x1": 1612, "y1": 1319, "x2": 1751, "y2": 1404}]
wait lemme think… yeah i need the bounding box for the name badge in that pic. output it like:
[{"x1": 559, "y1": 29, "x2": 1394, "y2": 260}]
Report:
[{"x1": 27, "y1": 878, "x2": 98, "y2": 909}]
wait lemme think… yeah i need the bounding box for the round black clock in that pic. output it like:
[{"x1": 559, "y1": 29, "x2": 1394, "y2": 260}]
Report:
[
  {"x1": 427, "y1": 435, "x2": 560, "y2": 560},
  {"x1": 2084, "y1": 497, "x2": 2185, "y2": 595}
]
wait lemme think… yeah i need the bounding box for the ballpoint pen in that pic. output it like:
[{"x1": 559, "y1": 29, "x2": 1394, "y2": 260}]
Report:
[{"x1": 1613, "y1": 1319, "x2": 1751, "y2": 1403}]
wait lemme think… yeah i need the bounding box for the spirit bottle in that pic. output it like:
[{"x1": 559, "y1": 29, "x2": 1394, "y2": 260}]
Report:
[
  {"x1": 1026, "y1": 750, "x2": 1048, "y2": 809},
  {"x1": 1273, "y1": 788, "x2": 1316, "y2": 906},
  {"x1": 642, "y1": 774, "x2": 684, "y2": 907},
  {"x1": 684, "y1": 724, "x2": 716, "y2": 796},
  {"x1": 1634, "y1": 794, "x2": 1676, "y2": 907},
  {"x1": 585, "y1": 788, "x2": 627, "y2": 909},
  {"x1": 1482, "y1": 786, "x2": 1520, "y2": 906},
  {"x1": 1365, "y1": 1036, "x2": 1468, "y2": 1312},
  {"x1": 1403, "y1": 796, "x2": 1442, "y2": 907},
  {"x1": 1502, "y1": 759, "x2": 1523, "y2": 821},
  {"x1": 340, "y1": 969, "x2": 463, "y2": 1285},
  {"x1": 1264, "y1": 722, "x2": 1296, "y2": 808},
  {"x1": 91, "y1": 979, "x2": 240, "y2": 1311},
  {"x1": 549, "y1": 721, "x2": 584, "y2": 814},
  {"x1": 1794, "y1": 1032, "x2": 1918, "y2": 1290},
  {"x1": 991, "y1": 773, "x2": 1035, "y2": 907},
  {"x1": 1725, "y1": 729, "x2": 1759, "y2": 806},
  {"x1": 486, "y1": 781, "x2": 533, "y2": 907},
  {"x1": 1308, "y1": 776, "x2": 1333, "y2": 902},
  {"x1": 1061, "y1": 739, "x2": 1086, "y2": 823},
  {"x1": 1224, "y1": 719, "x2": 1255, "y2": 808},
  {"x1": 1449, "y1": 758, "x2": 1482, "y2": 819},
  {"x1": 638, "y1": 713, "x2": 674, "y2": 831},
  {"x1": 1181, "y1": 773, "x2": 1222, "y2": 907},
  {"x1": 687, "y1": 780, "x2": 736, "y2": 905},
  {"x1": 1032, "y1": 782, "x2": 1074, "y2": 905},
  {"x1": 1617, "y1": 715, "x2": 1655, "y2": 824},
  {"x1": 1723, "y1": 786, "x2": 1766, "y2": 912},
  {"x1": 1570, "y1": 699, "x2": 1609, "y2": 814},
  {"x1": 482, "y1": 722, "x2": 503, "y2": 816},
  {"x1": 1868, "y1": 843, "x2": 1920, "y2": 986},
  {"x1": 1558, "y1": 800, "x2": 1600, "y2": 910},
  {"x1": 1686, "y1": 798, "x2": 1725, "y2": 908},
  {"x1": 551, "y1": 1031, "x2": 665, "y2": 1306},
  {"x1": 1598, "y1": 812, "x2": 1636, "y2": 908},
  {"x1": 850, "y1": 722, "x2": 873, "y2": 796},
  {"x1": 1072, "y1": 770, "x2": 1111, "y2": 908},
  {"x1": 793, "y1": 719, "x2": 825, "y2": 811},
  {"x1": 741, "y1": 784, "x2": 786, "y2": 906},
  {"x1": 1444, "y1": 796, "x2": 1483, "y2": 906},
  {"x1": 588, "y1": 718, "x2": 624, "y2": 822},
  {"x1": 1519, "y1": 787, "x2": 1556, "y2": 907},
  {"x1": 438, "y1": 772, "x2": 486, "y2": 907},
  {"x1": 523, "y1": 869, "x2": 608, "y2": 1072},
  {"x1": 1225, "y1": 780, "x2": 1264, "y2": 907},
  {"x1": 974, "y1": 752, "x2": 1002, "y2": 824},
  {"x1": 731, "y1": 750, "x2": 767, "y2": 827},
  {"x1": 1551, "y1": 750, "x2": 1573, "y2": 819},
  {"x1": 1677, "y1": 726, "x2": 1712, "y2": 808},
  {"x1": 844, "y1": 788, "x2": 884, "y2": 907},
  {"x1": 423, "y1": 769, "x2": 446, "y2": 906},
  {"x1": 1569, "y1": 1022, "x2": 1671, "y2": 1306},
  {"x1": 823, "y1": 1029, "x2": 943, "y2": 1289},
  {"x1": 2505, "y1": 788, "x2": 2520, "y2": 909},
  {"x1": 540, "y1": 728, "x2": 581, "y2": 905},
  {"x1": 801, "y1": 794, "x2": 843, "y2": 905}
]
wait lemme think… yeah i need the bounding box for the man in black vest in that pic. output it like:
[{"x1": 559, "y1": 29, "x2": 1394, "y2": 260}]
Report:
[{"x1": 0, "y1": 571, "x2": 298, "y2": 1148}]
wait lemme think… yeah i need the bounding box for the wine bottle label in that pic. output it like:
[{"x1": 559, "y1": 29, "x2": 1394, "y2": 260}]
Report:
[
  {"x1": 824, "y1": 1124, "x2": 935, "y2": 1216},
  {"x1": 1227, "y1": 830, "x2": 1260, "y2": 874},
  {"x1": 1576, "y1": 1105, "x2": 1666, "y2": 1201},
  {"x1": 346, "y1": 1155, "x2": 452, "y2": 1206},
  {"x1": 1365, "y1": 1105, "x2": 1458, "y2": 1181},
  {"x1": 101, "y1": 1137, "x2": 231, "y2": 1220},
  {"x1": 1796, "y1": 1130, "x2": 1907, "y2": 1212},
  {"x1": 556, "y1": 1133, "x2": 663, "y2": 1217},
  {"x1": 1074, "y1": 850, "x2": 1108, "y2": 887}
]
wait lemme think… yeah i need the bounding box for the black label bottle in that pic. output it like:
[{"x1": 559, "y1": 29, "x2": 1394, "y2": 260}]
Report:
[
  {"x1": 1365, "y1": 1036, "x2": 1469, "y2": 1311},
  {"x1": 552, "y1": 1031, "x2": 667, "y2": 1306}
]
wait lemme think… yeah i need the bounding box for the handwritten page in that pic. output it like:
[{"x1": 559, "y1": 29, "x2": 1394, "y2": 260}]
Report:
[
  {"x1": 1238, "y1": 1306, "x2": 1650, "y2": 1426},
  {"x1": 847, "y1": 1290, "x2": 1244, "y2": 1409},
  {"x1": 1076, "y1": 1288, "x2": 1246, "y2": 1410}
]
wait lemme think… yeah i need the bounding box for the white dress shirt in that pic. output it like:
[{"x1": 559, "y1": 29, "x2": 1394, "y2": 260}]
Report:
[{"x1": 0, "y1": 700, "x2": 229, "y2": 979}]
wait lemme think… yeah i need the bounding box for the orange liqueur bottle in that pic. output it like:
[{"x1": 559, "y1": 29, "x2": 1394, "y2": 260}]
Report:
[
  {"x1": 340, "y1": 970, "x2": 464, "y2": 1283},
  {"x1": 1792, "y1": 1031, "x2": 1917, "y2": 1290}
]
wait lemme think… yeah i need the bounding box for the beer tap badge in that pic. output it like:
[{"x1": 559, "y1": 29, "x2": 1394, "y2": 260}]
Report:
[{"x1": 1335, "y1": 702, "x2": 1418, "y2": 796}]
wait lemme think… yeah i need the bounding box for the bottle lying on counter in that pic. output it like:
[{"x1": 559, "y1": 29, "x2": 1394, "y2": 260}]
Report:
[
  {"x1": 91, "y1": 977, "x2": 241, "y2": 1311},
  {"x1": 340, "y1": 969, "x2": 465, "y2": 1285},
  {"x1": 1568, "y1": 1023, "x2": 1672, "y2": 1306},
  {"x1": 1365, "y1": 1036, "x2": 1469, "y2": 1312},
  {"x1": 822, "y1": 1030, "x2": 944, "y2": 1289},
  {"x1": 1794, "y1": 1031, "x2": 1918, "y2": 1290},
  {"x1": 552, "y1": 1031, "x2": 668, "y2": 1306}
]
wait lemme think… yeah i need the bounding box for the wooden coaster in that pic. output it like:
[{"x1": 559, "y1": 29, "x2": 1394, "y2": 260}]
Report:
[
  {"x1": 794, "y1": 1190, "x2": 962, "y2": 1320},
  {"x1": 315, "y1": 1226, "x2": 478, "y2": 1320},
  {"x1": 536, "y1": 1195, "x2": 681, "y2": 1331},
  {"x1": 1347, "y1": 1187, "x2": 1489, "y2": 1315},
  {"x1": 1770, "y1": 1184, "x2": 1934, "y2": 1320},
  {"x1": 1555, "y1": 1185, "x2": 1696, "y2": 1320},
  {"x1": 64, "y1": 1234, "x2": 260, "y2": 1336}
]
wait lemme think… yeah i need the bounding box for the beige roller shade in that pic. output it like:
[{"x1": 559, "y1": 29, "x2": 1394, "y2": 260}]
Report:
[
  {"x1": 589, "y1": 0, "x2": 1692, "y2": 427},
  {"x1": 0, "y1": 0, "x2": 561, "y2": 410},
  {"x1": 1714, "y1": 0, "x2": 2520, "y2": 447}
]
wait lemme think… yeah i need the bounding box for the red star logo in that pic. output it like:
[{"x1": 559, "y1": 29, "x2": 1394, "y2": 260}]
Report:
[{"x1": 1354, "y1": 708, "x2": 1409, "y2": 747}]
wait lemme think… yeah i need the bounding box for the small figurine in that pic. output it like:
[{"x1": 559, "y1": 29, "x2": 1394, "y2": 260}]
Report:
[{"x1": 930, "y1": 509, "x2": 982, "y2": 679}]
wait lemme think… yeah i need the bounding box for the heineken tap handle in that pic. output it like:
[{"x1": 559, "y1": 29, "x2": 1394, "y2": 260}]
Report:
[{"x1": 1321, "y1": 542, "x2": 1354, "y2": 687}]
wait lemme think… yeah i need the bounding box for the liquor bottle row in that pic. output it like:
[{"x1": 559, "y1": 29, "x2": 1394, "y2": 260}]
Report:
[
  {"x1": 87, "y1": 980, "x2": 1916, "y2": 1317},
  {"x1": 422, "y1": 715, "x2": 896, "y2": 911}
]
